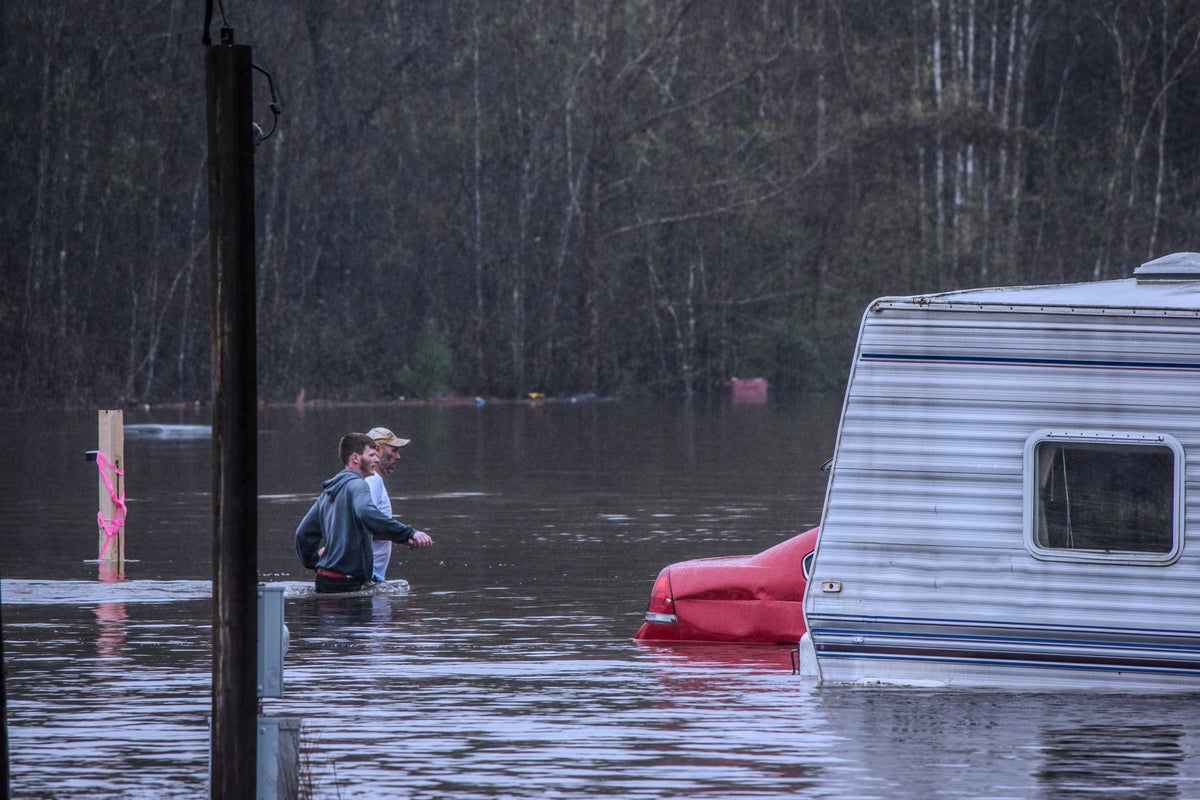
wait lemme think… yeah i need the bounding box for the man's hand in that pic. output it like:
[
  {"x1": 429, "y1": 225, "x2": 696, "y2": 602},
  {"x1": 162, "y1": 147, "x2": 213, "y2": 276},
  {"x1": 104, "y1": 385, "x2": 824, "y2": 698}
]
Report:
[{"x1": 407, "y1": 530, "x2": 433, "y2": 548}]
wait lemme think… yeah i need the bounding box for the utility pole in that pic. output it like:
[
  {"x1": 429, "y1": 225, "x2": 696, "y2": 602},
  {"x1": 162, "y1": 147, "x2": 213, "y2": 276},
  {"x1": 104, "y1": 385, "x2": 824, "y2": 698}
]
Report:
[{"x1": 205, "y1": 27, "x2": 258, "y2": 800}]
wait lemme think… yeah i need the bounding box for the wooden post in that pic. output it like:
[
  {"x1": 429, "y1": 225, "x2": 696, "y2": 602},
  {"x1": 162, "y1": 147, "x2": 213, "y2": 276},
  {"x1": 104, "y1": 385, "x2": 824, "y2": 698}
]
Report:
[
  {"x1": 97, "y1": 409, "x2": 125, "y2": 580},
  {"x1": 206, "y1": 33, "x2": 258, "y2": 800}
]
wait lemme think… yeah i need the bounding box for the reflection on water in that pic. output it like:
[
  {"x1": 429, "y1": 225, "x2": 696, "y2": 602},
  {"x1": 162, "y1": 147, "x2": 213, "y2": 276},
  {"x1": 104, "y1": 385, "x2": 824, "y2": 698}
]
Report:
[
  {"x1": 1038, "y1": 724, "x2": 1184, "y2": 800},
  {"x1": 5, "y1": 399, "x2": 1200, "y2": 798},
  {"x1": 93, "y1": 602, "x2": 128, "y2": 660},
  {"x1": 5, "y1": 598, "x2": 213, "y2": 799},
  {"x1": 277, "y1": 590, "x2": 837, "y2": 800}
]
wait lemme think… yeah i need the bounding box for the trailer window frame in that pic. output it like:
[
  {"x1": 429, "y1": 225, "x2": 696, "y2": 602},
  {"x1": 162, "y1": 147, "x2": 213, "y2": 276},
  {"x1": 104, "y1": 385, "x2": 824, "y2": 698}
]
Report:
[{"x1": 1023, "y1": 429, "x2": 1184, "y2": 566}]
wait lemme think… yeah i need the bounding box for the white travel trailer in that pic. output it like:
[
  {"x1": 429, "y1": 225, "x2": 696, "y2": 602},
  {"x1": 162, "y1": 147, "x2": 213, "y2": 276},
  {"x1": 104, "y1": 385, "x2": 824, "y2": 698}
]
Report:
[{"x1": 800, "y1": 252, "x2": 1200, "y2": 690}]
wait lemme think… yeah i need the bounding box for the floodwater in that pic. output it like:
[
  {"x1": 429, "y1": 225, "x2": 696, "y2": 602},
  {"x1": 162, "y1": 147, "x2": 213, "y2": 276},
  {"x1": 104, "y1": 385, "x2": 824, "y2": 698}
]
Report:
[{"x1": 4, "y1": 398, "x2": 1200, "y2": 799}]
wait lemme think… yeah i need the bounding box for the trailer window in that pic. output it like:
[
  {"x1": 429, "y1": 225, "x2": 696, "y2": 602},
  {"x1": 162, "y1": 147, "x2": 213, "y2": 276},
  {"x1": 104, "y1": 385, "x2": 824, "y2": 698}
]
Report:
[{"x1": 1025, "y1": 431, "x2": 1183, "y2": 564}]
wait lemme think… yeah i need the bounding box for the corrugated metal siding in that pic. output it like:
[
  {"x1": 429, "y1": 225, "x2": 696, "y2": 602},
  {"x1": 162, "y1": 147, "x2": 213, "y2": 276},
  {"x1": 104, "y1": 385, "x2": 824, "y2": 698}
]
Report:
[{"x1": 806, "y1": 295, "x2": 1200, "y2": 686}]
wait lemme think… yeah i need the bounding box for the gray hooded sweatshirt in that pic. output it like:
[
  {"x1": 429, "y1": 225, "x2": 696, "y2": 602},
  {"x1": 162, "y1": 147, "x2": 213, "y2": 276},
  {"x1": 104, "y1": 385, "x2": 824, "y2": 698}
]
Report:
[{"x1": 295, "y1": 469, "x2": 416, "y2": 580}]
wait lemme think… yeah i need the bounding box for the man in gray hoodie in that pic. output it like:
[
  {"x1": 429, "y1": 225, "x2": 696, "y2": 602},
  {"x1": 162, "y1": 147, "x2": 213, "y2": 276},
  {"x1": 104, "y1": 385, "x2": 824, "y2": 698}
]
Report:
[{"x1": 295, "y1": 432, "x2": 433, "y2": 593}]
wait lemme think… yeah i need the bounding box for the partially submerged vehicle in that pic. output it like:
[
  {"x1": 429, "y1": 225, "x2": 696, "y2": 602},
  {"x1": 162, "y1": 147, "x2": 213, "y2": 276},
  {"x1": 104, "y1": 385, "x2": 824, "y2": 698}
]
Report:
[
  {"x1": 799, "y1": 252, "x2": 1200, "y2": 690},
  {"x1": 634, "y1": 527, "x2": 817, "y2": 644}
]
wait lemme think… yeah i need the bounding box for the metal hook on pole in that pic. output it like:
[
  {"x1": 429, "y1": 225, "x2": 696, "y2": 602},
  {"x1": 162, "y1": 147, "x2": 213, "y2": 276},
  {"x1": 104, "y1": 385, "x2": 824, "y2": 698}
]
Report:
[{"x1": 251, "y1": 63, "x2": 283, "y2": 145}]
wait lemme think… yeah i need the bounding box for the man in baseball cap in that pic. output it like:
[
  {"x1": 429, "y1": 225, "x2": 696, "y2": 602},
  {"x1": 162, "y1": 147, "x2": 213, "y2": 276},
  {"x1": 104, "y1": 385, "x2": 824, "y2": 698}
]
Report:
[
  {"x1": 367, "y1": 426, "x2": 410, "y2": 449},
  {"x1": 365, "y1": 426, "x2": 432, "y2": 581}
]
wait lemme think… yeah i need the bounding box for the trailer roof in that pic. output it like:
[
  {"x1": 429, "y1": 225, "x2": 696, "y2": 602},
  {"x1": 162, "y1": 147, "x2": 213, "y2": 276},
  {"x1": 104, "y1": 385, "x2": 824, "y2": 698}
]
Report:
[
  {"x1": 877, "y1": 258, "x2": 1200, "y2": 315},
  {"x1": 890, "y1": 277, "x2": 1198, "y2": 310},
  {"x1": 878, "y1": 252, "x2": 1200, "y2": 313}
]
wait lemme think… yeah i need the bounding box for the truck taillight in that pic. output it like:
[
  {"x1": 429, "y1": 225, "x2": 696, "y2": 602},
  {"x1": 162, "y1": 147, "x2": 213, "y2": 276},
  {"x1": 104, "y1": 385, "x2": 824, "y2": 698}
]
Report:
[{"x1": 644, "y1": 571, "x2": 677, "y2": 624}]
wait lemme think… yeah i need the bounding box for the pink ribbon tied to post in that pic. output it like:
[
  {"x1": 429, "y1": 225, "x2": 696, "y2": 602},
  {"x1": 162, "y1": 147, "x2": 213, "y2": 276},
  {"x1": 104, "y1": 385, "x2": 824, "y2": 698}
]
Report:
[{"x1": 96, "y1": 450, "x2": 126, "y2": 558}]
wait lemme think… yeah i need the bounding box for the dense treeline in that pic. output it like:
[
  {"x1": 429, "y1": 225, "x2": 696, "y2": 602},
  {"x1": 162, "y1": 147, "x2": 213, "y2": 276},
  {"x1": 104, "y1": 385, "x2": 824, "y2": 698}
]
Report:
[{"x1": 5, "y1": 1, "x2": 1200, "y2": 406}]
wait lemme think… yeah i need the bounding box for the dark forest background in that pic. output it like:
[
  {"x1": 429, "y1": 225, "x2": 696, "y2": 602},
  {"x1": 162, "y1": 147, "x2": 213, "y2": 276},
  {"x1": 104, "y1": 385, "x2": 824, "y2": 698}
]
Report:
[{"x1": 5, "y1": 1, "x2": 1200, "y2": 407}]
